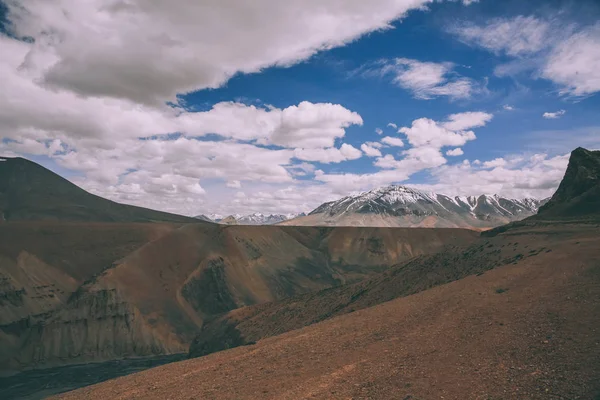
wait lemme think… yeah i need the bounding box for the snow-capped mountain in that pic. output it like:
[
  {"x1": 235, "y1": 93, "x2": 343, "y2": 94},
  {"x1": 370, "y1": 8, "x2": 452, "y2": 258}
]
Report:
[
  {"x1": 195, "y1": 212, "x2": 306, "y2": 225},
  {"x1": 281, "y1": 185, "x2": 548, "y2": 229}
]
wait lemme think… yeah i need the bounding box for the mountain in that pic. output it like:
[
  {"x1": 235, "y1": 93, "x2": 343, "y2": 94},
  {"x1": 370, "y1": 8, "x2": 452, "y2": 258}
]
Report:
[
  {"x1": 0, "y1": 157, "x2": 197, "y2": 223},
  {"x1": 197, "y1": 212, "x2": 307, "y2": 225},
  {"x1": 282, "y1": 185, "x2": 547, "y2": 229},
  {"x1": 237, "y1": 212, "x2": 305, "y2": 225},
  {"x1": 193, "y1": 214, "x2": 213, "y2": 222},
  {"x1": 535, "y1": 147, "x2": 600, "y2": 219}
]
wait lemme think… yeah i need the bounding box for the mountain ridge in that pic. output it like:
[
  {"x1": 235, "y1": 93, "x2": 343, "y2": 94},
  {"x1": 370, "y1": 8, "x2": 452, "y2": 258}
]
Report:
[
  {"x1": 282, "y1": 184, "x2": 548, "y2": 229},
  {"x1": 196, "y1": 212, "x2": 306, "y2": 225}
]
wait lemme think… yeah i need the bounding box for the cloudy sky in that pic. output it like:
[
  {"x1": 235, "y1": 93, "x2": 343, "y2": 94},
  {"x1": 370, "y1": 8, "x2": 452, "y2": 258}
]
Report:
[{"x1": 1, "y1": 0, "x2": 599, "y2": 217}]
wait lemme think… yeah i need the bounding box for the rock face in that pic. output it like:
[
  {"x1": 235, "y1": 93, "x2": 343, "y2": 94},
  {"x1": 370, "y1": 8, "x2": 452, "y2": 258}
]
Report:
[
  {"x1": 283, "y1": 185, "x2": 547, "y2": 228},
  {"x1": 536, "y1": 147, "x2": 600, "y2": 219},
  {"x1": 0, "y1": 157, "x2": 197, "y2": 223}
]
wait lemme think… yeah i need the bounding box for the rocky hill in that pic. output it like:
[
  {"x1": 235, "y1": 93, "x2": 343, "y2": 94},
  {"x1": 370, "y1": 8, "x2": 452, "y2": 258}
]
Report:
[
  {"x1": 61, "y1": 220, "x2": 600, "y2": 400},
  {"x1": 535, "y1": 147, "x2": 600, "y2": 219},
  {"x1": 282, "y1": 185, "x2": 547, "y2": 228},
  {"x1": 0, "y1": 222, "x2": 477, "y2": 373},
  {"x1": 0, "y1": 157, "x2": 197, "y2": 223}
]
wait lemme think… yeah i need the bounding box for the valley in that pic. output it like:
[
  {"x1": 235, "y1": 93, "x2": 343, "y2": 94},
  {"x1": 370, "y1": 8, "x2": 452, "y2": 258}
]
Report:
[{"x1": 1, "y1": 148, "x2": 598, "y2": 399}]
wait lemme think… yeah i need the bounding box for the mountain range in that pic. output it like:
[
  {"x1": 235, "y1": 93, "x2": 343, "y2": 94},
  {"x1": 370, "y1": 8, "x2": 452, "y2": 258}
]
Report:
[
  {"x1": 52, "y1": 147, "x2": 600, "y2": 400},
  {"x1": 280, "y1": 185, "x2": 548, "y2": 229},
  {"x1": 195, "y1": 212, "x2": 306, "y2": 225}
]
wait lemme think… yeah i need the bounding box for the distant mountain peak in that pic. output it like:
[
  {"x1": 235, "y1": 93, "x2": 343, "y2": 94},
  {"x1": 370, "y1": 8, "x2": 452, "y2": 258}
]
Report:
[
  {"x1": 195, "y1": 212, "x2": 306, "y2": 225},
  {"x1": 301, "y1": 184, "x2": 548, "y2": 228}
]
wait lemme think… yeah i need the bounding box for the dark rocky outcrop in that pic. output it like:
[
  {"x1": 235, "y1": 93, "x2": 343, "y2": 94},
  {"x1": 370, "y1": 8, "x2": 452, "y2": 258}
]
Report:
[{"x1": 536, "y1": 147, "x2": 600, "y2": 219}]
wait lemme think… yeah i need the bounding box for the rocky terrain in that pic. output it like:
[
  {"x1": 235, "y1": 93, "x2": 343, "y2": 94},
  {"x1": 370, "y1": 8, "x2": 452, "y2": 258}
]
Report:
[
  {"x1": 51, "y1": 147, "x2": 600, "y2": 399},
  {"x1": 282, "y1": 185, "x2": 547, "y2": 228},
  {"x1": 55, "y1": 221, "x2": 600, "y2": 400}
]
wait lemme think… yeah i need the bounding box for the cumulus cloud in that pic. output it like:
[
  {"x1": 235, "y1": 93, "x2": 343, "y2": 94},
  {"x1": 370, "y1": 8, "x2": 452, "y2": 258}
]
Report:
[
  {"x1": 375, "y1": 128, "x2": 383, "y2": 135},
  {"x1": 441, "y1": 111, "x2": 493, "y2": 131},
  {"x1": 387, "y1": 123, "x2": 398, "y2": 129},
  {"x1": 399, "y1": 117, "x2": 477, "y2": 149},
  {"x1": 381, "y1": 136, "x2": 405, "y2": 147},
  {"x1": 414, "y1": 153, "x2": 569, "y2": 199},
  {"x1": 446, "y1": 148, "x2": 464, "y2": 156},
  {"x1": 361, "y1": 143, "x2": 383, "y2": 157},
  {"x1": 377, "y1": 58, "x2": 476, "y2": 100},
  {"x1": 315, "y1": 111, "x2": 493, "y2": 193},
  {"x1": 451, "y1": 17, "x2": 600, "y2": 96},
  {"x1": 3, "y1": 0, "x2": 435, "y2": 105},
  {"x1": 543, "y1": 110, "x2": 566, "y2": 119},
  {"x1": 178, "y1": 101, "x2": 364, "y2": 148},
  {"x1": 503, "y1": 105, "x2": 515, "y2": 111}
]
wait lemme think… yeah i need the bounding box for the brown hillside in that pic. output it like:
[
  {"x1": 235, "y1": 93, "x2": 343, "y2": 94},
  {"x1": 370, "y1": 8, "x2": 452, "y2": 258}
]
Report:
[
  {"x1": 190, "y1": 221, "x2": 599, "y2": 358},
  {"x1": 56, "y1": 222, "x2": 600, "y2": 400},
  {"x1": 0, "y1": 222, "x2": 477, "y2": 372}
]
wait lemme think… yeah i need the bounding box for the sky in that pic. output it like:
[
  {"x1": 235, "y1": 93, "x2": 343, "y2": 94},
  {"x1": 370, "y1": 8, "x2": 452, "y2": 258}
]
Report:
[{"x1": 1, "y1": 0, "x2": 599, "y2": 217}]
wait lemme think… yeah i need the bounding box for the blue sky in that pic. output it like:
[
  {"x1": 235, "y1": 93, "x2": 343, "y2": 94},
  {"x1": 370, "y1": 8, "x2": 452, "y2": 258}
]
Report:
[{"x1": 1, "y1": 0, "x2": 599, "y2": 216}]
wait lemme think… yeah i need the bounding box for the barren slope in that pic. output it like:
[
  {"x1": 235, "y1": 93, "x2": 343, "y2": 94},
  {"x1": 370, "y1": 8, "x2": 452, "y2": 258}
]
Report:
[
  {"x1": 56, "y1": 222, "x2": 600, "y2": 400},
  {"x1": 0, "y1": 222, "x2": 181, "y2": 374},
  {"x1": 0, "y1": 223, "x2": 477, "y2": 372}
]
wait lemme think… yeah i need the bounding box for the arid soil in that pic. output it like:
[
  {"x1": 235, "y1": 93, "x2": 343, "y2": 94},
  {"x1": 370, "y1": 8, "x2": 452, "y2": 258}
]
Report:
[{"x1": 54, "y1": 222, "x2": 600, "y2": 399}]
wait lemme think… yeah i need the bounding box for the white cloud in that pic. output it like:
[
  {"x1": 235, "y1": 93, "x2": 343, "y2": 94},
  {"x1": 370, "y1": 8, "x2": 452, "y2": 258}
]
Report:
[
  {"x1": 482, "y1": 158, "x2": 507, "y2": 169},
  {"x1": 379, "y1": 58, "x2": 476, "y2": 100},
  {"x1": 399, "y1": 117, "x2": 477, "y2": 149},
  {"x1": 227, "y1": 180, "x2": 242, "y2": 189},
  {"x1": 446, "y1": 148, "x2": 464, "y2": 156},
  {"x1": 381, "y1": 136, "x2": 405, "y2": 147},
  {"x1": 503, "y1": 105, "x2": 515, "y2": 111},
  {"x1": 441, "y1": 111, "x2": 493, "y2": 131},
  {"x1": 542, "y1": 24, "x2": 600, "y2": 97},
  {"x1": 543, "y1": 110, "x2": 566, "y2": 119},
  {"x1": 451, "y1": 16, "x2": 551, "y2": 56},
  {"x1": 387, "y1": 123, "x2": 398, "y2": 129},
  {"x1": 375, "y1": 128, "x2": 383, "y2": 135},
  {"x1": 361, "y1": 143, "x2": 383, "y2": 157},
  {"x1": 415, "y1": 153, "x2": 569, "y2": 199},
  {"x1": 3, "y1": 0, "x2": 435, "y2": 106},
  {"x1": 314, "y1": 110, "x2": 493, "y2": 194},
  {"x1": 181, "y1": 101, "x2": 363, "y2": 148},
  {"x1": 451, "y1": 17, "x2": 600, "y2": 97},
  {"x1": 293, "y1": 144, "x2": 362, "y2": 164}
]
